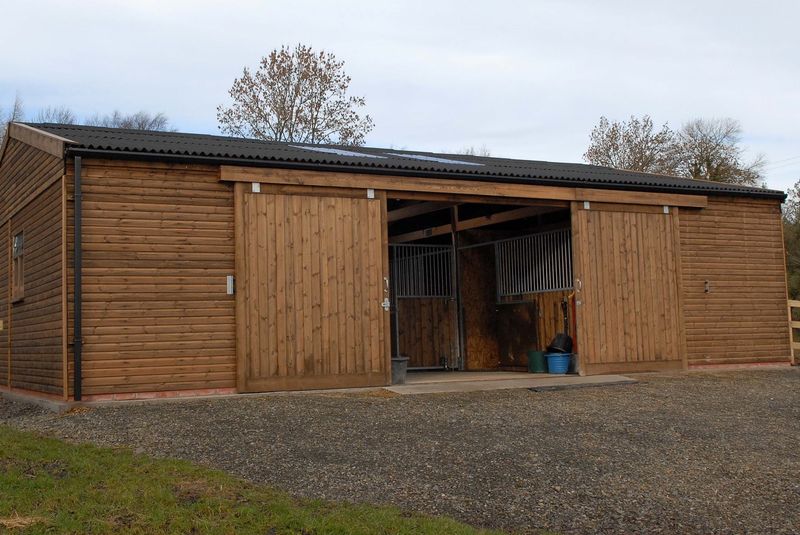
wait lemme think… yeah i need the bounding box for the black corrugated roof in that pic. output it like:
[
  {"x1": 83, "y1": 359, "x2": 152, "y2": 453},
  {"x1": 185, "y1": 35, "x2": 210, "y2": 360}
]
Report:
[{"x1": 24, "y1": 122, "x2": 785, "y2": 200}]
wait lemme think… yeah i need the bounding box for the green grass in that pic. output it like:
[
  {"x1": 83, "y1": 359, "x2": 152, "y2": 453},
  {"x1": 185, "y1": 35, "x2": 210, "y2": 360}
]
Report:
[{"x1": 0, "y1": 425, "x2": 502, "y2": 535}]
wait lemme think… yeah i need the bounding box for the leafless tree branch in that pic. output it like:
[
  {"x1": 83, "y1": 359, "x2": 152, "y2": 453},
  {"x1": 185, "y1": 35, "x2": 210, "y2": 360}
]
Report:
[{"x1": 217, "y1": 44, "x2": 374, "y2": 146}]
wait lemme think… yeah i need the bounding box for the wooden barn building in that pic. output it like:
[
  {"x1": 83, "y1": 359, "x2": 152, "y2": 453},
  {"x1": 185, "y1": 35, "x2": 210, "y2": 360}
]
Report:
[{"x1": 0, "y1": 122, "x2": 791, "y2": 401}]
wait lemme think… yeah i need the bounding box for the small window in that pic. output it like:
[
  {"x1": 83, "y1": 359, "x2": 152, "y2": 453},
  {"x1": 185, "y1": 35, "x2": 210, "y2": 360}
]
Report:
[{"x1": 12, "y1": 232, "x2": 24, "y2": 302}]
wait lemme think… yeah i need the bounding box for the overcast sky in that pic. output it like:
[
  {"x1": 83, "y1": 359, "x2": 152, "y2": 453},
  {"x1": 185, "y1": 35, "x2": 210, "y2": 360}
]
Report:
[{"x1": 2, "y1": 0, "x2": 798, "y2": 191}]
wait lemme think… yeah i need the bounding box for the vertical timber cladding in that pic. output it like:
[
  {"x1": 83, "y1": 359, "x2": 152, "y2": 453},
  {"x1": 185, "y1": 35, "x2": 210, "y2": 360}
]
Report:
[
  {"x1": 234, "y1": 184, "x2": 390, "y2": 392},
  {"x1": 572, "y1": 202, "x2": 685, "y2": 374}
]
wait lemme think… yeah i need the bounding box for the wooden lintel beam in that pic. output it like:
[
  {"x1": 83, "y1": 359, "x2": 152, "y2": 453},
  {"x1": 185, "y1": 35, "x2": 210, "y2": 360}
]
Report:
[
  {"x1": 220, "y1": 165, "x2": 708, "y2": 208},
  {"x1": 389, "y1": 205, "x2": 563, "y2": 243},
  {"x1": 390, "y1": 223, "x2": 453, "y2": 244},
  {"x1": 456, "y1": 205, "x2": 560, "y2": 232},
  {"x1": 386, "y1": 191, "x2": 571, "y2": 207},
  {"x1": 387, "y1": 201, "x2": 453, "y2": 222}
]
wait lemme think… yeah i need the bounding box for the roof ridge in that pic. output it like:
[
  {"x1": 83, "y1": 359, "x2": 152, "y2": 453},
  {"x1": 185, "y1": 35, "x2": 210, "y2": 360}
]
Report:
[{"x1": 20, "y1": 123, "x2": 785, "y2": 199}]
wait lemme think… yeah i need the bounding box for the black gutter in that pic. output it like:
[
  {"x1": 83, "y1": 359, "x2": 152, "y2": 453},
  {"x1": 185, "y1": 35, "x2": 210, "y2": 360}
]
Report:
[
  {"x1": 64, "y1": 147, "x2": 787, "y2": 201},
  {"x1": 73, "y1": 156, "x2": 82, "y2": 401}
]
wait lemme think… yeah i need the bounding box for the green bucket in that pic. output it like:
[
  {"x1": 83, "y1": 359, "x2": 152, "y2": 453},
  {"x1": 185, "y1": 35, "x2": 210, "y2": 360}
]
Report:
[{"x1": 527, "y1": 350, "x2": 546, "y2": 373}]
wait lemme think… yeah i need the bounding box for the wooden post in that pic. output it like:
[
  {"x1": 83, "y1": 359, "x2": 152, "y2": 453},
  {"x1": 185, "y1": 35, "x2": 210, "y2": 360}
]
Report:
[
  {"x1": 788, "y1": 300, "x2": 800, "y2": 365},
  {"x1": 672, "y1": 207, "x2": 689, "y2": 371},
  {"x1": 450, "y1": 206, "x2": 465, "y2": 370}
]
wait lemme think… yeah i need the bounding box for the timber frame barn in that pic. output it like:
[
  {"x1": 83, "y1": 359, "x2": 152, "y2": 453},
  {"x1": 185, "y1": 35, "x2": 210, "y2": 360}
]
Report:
[{"x1": 0, "y1": 122, "x2": 791, "y2": 401}]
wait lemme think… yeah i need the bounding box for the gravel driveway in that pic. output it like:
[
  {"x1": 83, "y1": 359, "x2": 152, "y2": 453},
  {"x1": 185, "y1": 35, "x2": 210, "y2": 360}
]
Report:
[{"x1": 2, "y1": 368, "x2": 799, "y2": 534}]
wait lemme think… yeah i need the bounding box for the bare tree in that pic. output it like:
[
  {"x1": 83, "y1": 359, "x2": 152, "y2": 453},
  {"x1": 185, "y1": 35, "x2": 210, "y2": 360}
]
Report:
[
  {"x1": 217, "y1": 44, "x2": 374, "y2": 146},
  {"x1": 456, "y1": 145, "x2": 492, "y2": 157},
  {"x1": 85, "y1": 110, "x2": 174, "y2": 131},
  {"x1": 783, "y1": 179, "x2": 800, "y2": 298},
  {"x1": 671, "y1": 118, "x2": 764, "y2": 186},
  {"x1": 785, "y1": 179, "x2": 800, "y2": 225},
  {"x1": 583, "y1": 115, "x2": 676, "y2": 174},
  {"x1": 36, "y1": 105, "x2": 76, "y2": 124},
  {"x1": 0, "y1": 94, "x2": 24, "y2": 146}
]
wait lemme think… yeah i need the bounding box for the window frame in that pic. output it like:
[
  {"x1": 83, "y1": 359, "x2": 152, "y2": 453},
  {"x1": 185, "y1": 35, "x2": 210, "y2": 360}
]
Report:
[{"x1": 11, "y1": 231, "x2": 24, "y2": 302}]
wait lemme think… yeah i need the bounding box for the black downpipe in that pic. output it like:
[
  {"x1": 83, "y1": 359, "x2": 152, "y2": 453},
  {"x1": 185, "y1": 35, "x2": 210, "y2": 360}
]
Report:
[{"x1": 73, "y1": 156, "x2": 82, "y2": 401}]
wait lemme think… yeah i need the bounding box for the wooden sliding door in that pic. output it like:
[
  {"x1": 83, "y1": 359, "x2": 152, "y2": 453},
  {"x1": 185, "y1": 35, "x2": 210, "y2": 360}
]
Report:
[
  {"x1": 234, "y1": 184, "x2": 390, "y2": 392},
  {"x1": 572, "y1": 202, "x2": 686, "y2": 374}
]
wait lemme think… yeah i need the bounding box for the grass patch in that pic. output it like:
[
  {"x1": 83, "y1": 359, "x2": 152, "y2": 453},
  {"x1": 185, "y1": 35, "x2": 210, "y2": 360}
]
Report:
[{"x1": 0, "y1": 425, "x2": 501, "y2": 534}]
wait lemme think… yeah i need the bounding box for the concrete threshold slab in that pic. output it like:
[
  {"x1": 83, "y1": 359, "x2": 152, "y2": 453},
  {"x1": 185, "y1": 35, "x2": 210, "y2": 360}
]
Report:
[
  {"x1": 385, "y1": 374, "x2": 636, "y2": 395},
  {"x1": 0, "y1": 389, "x2": 73, "y2": 413},
  {"x1": 404, "y1": 371, "x2": 562, "y2": 384}
]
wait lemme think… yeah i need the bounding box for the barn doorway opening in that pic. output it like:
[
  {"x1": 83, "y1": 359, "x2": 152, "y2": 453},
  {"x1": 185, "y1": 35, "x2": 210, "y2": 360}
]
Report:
[
  {"x1": 389, "y1": 243, "x2": 457, "y2": 370},
  {"x1": 387, "y1": 197, "x2": 575, "y2": 374}
]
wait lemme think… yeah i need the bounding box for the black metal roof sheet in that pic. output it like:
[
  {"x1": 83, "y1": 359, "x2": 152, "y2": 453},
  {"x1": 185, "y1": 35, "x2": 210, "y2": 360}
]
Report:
[{"x1": 24, "y1": 123, "x2": 785, "y2": 200}]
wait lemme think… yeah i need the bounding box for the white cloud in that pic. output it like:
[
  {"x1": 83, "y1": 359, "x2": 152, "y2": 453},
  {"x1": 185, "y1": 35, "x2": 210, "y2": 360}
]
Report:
[{"x1": 1, "y1": 0, "x2": 798, "y2": 189}]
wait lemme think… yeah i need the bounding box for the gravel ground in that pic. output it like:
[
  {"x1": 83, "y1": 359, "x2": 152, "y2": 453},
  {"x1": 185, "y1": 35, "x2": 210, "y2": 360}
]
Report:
[{"x1": 2, "y1": 368, "x2": 800, "y2": 534}]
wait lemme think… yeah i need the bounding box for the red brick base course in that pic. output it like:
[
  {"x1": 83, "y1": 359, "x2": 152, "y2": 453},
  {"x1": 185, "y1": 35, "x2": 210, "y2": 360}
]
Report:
[
  {"x1": 81, "y1": 387, "x2": 238, "y2": 402},
  {"x1": 689, "y1": 361, "x2": 792, "y2": 371}
]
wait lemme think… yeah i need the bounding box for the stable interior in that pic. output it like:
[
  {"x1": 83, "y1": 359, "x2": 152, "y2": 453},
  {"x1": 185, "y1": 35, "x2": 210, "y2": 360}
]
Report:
[{"x1": 387, "y1": 196, "x2": 576, "y2": 373}]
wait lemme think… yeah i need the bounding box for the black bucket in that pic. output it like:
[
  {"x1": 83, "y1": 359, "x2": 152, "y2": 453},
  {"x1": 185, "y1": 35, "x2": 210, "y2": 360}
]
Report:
[{"x1": 547, "y1": 333, "x2": 573, "y2": 354}]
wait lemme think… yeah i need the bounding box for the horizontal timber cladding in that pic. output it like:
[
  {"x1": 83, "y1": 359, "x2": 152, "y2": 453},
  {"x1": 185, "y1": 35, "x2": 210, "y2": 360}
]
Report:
[
  {"x1": 8, "y1": 181, "x2": 64, "y2": 394},
  {"x1": 234, "y1": 184, "x2": 390, "y2": 392},
  {"x1": 679, "y1": 196, "x2": 791, "y2": 365},
  {"x1": 67, "y1": 159, "x2": 237, "y2": 395},
  {"x1": 572, "y1": 203, "x2": 684, "y2": 373},
  {"x1": 0, "y1": 136, "x2": 65, "y2": 396}
]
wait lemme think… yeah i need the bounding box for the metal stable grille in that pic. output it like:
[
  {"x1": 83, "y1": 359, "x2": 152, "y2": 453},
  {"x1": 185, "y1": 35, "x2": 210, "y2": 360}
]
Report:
[
  {"x1": 495, "y1": 228, "x2": 573, "y2": 298},
  {"x1": 390, "y1": 244, "x2": 453, "y2": 298}
]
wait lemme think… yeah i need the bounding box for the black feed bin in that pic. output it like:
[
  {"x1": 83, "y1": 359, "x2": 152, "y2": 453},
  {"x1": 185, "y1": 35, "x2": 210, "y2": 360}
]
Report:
[
  {"x1": 547, "y1": 332, "x2": 573, "y2": 354},
  {"x1": 546, "y1": 333, "x2": 573, "y2": 374}
]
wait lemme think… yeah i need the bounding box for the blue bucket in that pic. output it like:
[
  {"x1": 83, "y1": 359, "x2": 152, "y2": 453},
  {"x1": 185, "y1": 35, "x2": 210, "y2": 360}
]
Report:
[{"x1": 546, "y1": 353, "x2": 571, "y2": 374}]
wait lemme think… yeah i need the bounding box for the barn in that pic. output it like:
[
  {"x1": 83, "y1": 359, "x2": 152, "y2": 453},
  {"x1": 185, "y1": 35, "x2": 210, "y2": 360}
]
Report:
[{"x1": 0, "y1": 122, "x2": 791, "y2": 401}]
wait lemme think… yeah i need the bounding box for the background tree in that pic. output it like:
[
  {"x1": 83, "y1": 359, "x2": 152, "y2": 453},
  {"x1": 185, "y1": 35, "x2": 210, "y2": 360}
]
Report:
[
  {"x1": 36, "y1": 105, "x2": 76, "y2": 124},
  {"x1": 783, "y1": 179, "x2": 800, "y2": 299},
  {"x1": 85, "y1": 110, "x2": 173, "y2": 131},
  {"x1": 0, "y1": 94, "x2": 24, "y2": 146},
  {"x1": 671, "y1": 118, "x2": 764, "y2": 186},
  {"x1": 583, "y1": 115, "x2": 676, "y2": 174},
  {"x1": 217, "y1": 44, "x2": 374, "y2": 146},
  {"x1": 584, "y1": 115, "x2": 765, "y2": 187},
  {"x1": 456, "y1": 145, "x2": 492, "y2": 157},
  {"x1": 2, "y1": 90, "x2": 173, "y2": 140}
]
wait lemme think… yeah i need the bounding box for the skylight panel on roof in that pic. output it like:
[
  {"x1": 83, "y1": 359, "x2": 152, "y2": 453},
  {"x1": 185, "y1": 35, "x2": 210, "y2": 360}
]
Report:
[
  {"x1": 383, "y1": 153, "x2": 484, "y2": 166},
  {"x1": 291, "y1": 145, "x2": 387, "y2": 159}
]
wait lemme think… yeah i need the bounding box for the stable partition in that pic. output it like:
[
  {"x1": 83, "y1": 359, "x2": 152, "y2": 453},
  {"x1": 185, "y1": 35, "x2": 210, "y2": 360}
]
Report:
[
  {"x1": 459, "y1": 229, "x2": 574, "y2": 371},
  {"x1": 390, "y1": 244, "x2": 458, "y2": 369}
]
